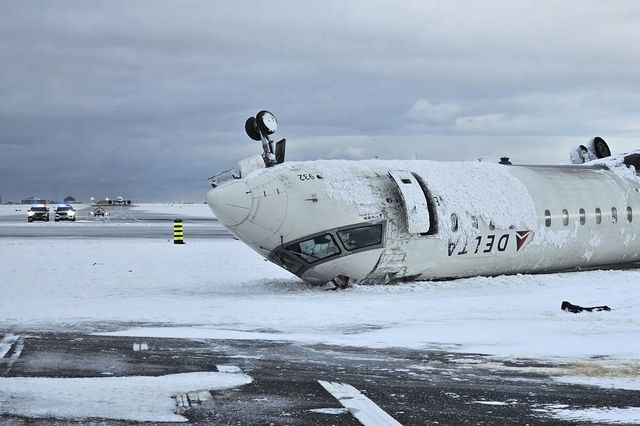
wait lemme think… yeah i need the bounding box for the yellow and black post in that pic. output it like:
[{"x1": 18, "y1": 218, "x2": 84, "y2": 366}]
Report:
[{"x1": 173, "y1": 219, "x2": 185, "y2": 244}]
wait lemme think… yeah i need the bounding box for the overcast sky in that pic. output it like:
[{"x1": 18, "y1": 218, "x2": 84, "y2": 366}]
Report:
[{"x1": 2, "y1": 1, "x2": 640, "y2": 202}]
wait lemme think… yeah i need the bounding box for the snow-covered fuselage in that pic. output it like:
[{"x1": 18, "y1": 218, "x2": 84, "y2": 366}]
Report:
[{"x1": 207, "y1": 155, "x2": 640, "y2": 284}]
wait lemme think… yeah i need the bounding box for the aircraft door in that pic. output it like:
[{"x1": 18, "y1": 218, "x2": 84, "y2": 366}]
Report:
[{"x1": 388, "y1": 170, "x2": 431, "y2": 234}]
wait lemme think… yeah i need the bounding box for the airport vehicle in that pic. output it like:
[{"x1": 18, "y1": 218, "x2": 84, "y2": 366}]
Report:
[
  {"x1": 27, "y1": 205, "x2": 49, "y2": 222},
  {"x1": 54, "y1": 205, "x2": 76, "y2": 222},
  {"x1": 207, "y1": 111, "x2": 640, "y2": 286},
  {"x1": 89, "y1": 206, "x2": 108, "y2": 217}
]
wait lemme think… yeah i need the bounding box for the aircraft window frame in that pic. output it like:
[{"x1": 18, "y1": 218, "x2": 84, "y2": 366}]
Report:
[
  {"x1": 450, "y1": 214, "x2": 459, "y2": 232},
  {"x1": 579, "y1": 208, "x2": 586, "y2": 225},
  {"x1": 337, "y1": 224, "x2": 384, "y2": 252},
  {"x1": 544, "y1": 210, "x2": 551, "y2": 227},
  {"x1": 562, "y1": 209, "x2": 569, "y2": 226},
  {"x1": 628, "y1": 206, "x2": 633, "y2": 223},
  {"x1": 611, "y1": 207, "x2": 618, "y2": 224},
  {"x1": 285, "y1": 233, "x2": 341, "y2": 264},
  {"x1": 595, "y1": 208, "x2": 602, "y2": 224}
]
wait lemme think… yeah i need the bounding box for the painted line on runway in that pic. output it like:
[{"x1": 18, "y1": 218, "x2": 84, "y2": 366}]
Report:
[
  {"x1": 4, "y1": 338, "x2": 24, "y2": 374},
  {"x1": 174, "y1": 366, "x2": 245, "y2": 414},
  {"x1": 0, "y1": 334, "x2": 19, "y2": 358},
  {"x1": 318, "y1": 380, "x2": 402, "y2": 426}
]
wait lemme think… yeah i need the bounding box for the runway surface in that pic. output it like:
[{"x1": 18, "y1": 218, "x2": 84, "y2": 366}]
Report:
[
  {"x1": 0, "y1": 204, "x2": 231, "y2": 239},
  {"x1": 1, "y1": 204, "x2": 638, "y2": 425},
  {"x1": 2, "y1": 331, "x2": 638, "y2": 425}
]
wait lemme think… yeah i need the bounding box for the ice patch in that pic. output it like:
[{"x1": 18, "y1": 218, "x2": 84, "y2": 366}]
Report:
[
  {"x1": 309, "y1": 407, "x2": 349, "y2": 415},
  {"x1": 472, "y1": 400, "x2": 513, "y2": 406},
  {"x1": 540, "y1": 405, "x2": 640, "y2": 424},
  {"x1": 554, "y1": 376, "x2": 640, "y2": 391}
]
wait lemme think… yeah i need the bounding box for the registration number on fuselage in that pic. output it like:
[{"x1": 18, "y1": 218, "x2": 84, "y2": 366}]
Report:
[{"x1": 448, "y1": 230, "x2": 532, "y2": 258}]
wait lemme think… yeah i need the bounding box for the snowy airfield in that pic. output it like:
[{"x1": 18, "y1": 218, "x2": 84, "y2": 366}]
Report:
[{"x1": 1, "y1": 203, "x2": 639, "y2": 424}]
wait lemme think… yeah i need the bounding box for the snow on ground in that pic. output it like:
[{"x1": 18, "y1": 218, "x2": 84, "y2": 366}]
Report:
[
  {"x1": 538, "y1": 405, "x2": 640, "y2": 425},
  {"x1": 129, "y1": 203, "x2": 214, "y2": 219},
  {"x1": 2, "y1": 238, "x2": 640, "y2": 366},
  {"x1": 554, "y1": 376, "x2": 640, "y2": 391},
  {"x1": 0, "y1": 371, "x2": 251, "y2": 422},
  {"x1": 0, "y1": 203, "x2": 214, "y2": 220}
]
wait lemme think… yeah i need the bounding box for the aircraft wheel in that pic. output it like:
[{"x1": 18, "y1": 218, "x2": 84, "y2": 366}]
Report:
[
  {"x1": 245, "y1": 117, "x2": 261, "y2": 141},
  {"x1": 256, "y1": 110, "x2": 277, "y2": 135}
]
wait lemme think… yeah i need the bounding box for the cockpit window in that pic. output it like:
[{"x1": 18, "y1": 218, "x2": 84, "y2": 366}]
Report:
[
  {"x1": 337, "y1": 224, "x2": 383, "y2": 251},
  {"x1": 286, "y1": 234, "x2": 341, "y2": 263}
]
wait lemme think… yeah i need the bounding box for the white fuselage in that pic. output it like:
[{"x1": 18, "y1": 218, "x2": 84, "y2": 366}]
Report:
[{"x1": 207, "y1": 155, "x2": 640, "y2": 284}]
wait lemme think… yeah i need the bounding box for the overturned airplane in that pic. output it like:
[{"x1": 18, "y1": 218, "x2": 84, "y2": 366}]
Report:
[{"x1": 207, "y1": 111, "x2": 640, "y2": 286}]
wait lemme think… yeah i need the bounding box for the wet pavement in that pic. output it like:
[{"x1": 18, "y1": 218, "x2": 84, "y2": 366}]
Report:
[{"x1": 1, "y1": 331, "x2": 637, "y2": 425}]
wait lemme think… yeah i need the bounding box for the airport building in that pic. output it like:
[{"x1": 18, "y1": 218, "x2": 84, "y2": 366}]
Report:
[{"x1": 21, "y1": 197, "x2": 47, "y2": 205}]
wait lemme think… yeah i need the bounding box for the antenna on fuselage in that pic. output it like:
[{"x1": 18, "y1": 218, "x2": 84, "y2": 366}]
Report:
[{"x1": 245, "y1": 110, "x2": 286, "y2": 168}]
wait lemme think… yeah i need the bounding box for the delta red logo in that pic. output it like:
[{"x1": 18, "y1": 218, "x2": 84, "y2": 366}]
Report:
[{"x1": 516, "y1": 230, "x2": 532, "y2": 251}]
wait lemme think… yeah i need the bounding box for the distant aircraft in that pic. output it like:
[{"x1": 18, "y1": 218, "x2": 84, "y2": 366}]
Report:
[
  {"x1": 109, "y1": 196, "x2": 132, "y2": 206},
  {"x1": 91, "y1": 196, "x2": 132, "y2": 206},
  {"x1": 206, "y1": 110, "x2": 640, "y2": 287}
]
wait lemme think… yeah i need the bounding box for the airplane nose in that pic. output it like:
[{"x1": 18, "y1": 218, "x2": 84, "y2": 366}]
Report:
[{"x1": 207, "y1": 181, "x2": 252, "y2": 227}]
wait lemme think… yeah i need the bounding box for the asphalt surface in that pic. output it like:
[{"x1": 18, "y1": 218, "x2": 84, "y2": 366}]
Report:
[
  {"x1": 1, "y1": 331, "x2": 638, "y2": 425},
  {"x1": 0, "y1": 205, "x2": 231, "y2": 239}
]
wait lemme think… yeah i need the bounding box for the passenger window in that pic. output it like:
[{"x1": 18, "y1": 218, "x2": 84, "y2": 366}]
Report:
[
  {"x1": 628, "y1": 207, "x2": 633, "y2": 223},
  {"x1": 451, "y1": 214, "x2": 459, "y2": 232},
  {"x1": 286, "y1": 234, "x2": 341, "y2": 263},
  {"x1": 611, "y1": 207, "x2": 618, "y2": 224},
  {"x1": 337, "y1": 224, "x2": 383, "y2": 251},
  {"x1": 562, "y1": 209, "x2": 569, "y2": 226},
  {"x1": 545, "y1": 210, "x2": 551, "y2": 227},
  {"x1": 579, "y1": 208, "x2": 586, "y2": 225},
  {"x1": 489, "y1": 221, "x2": 495, "y2": 231},
  {"x1": 596, "y1": 208, "x2": 602, "y2": 224}
]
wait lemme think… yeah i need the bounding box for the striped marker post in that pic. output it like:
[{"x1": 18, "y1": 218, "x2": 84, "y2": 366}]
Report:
[{"x1": 173, "y1": 219, "x2": 185, "y2": 244}]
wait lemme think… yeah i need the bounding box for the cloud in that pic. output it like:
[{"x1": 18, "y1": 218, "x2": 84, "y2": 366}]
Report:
[
  {"x1": 1, "y1": 1, "x2": 640, "y2": 201},
  {"x1": 408, "y1": 99, "x2": 461, "y2": 125}
]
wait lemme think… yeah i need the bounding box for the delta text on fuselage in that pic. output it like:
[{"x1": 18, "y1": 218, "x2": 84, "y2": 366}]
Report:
[{"x1": 207, "y1": 111, "x2": 640, "y2": 287}]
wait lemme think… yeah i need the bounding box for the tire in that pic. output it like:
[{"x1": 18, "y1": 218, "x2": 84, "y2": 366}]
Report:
[
  {"x1": 256, "y1": 110, "x2": 277, "y2": 135},
  {"x1": 245, "y1": 117, "x2": 261, "y2": 141},
  {"x1": 28, "y1": 218, "x2": 33, "y2": 223},
  {"x1": 593, "y1": 136, "x2": 611, "y2": 158},
  {"x1": 55, "y1": 219, "x2": 59, "y2": 222}
]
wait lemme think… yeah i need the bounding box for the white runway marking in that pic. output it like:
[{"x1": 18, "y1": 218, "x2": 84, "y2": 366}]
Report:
[
  {"x1": 0, "y1": 334, "x2": 19, "y2": 359},
  {"x1": 132, "y1": 343, "x2": 149, "y2": 351},
  {"x1": 318, "y1": 380, "x2": 402, "y2": 426},
  {"x1": 4, "y1": 338, "x2": 24, "y2": 373}
]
